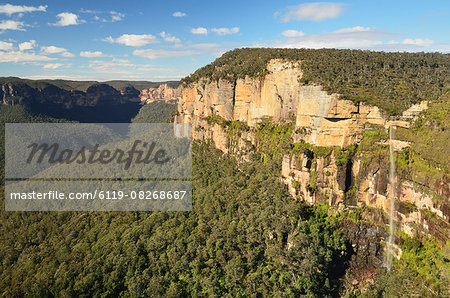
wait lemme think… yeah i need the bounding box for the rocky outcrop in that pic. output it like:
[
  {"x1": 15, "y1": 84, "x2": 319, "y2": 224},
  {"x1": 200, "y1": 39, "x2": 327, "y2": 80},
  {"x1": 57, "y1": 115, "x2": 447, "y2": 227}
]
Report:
[
  {"x1": 176, "y1": 59, "x2": 392, "y2": 147},
  {"x1": 2, "y1": 82, "x2": 40, "y2": 106},
  {"x1": 119, "y1": 86, "x2": 141, "y2": 102},
  {"x1": 282, "y1": 152, "x2": 346, "y2": 205},
  {"x1": 140, "y1": 84, "x2": 181, "y2": 104},
  {"x1": 295, "y1": 87, "x2": 385, "y2": 147},
  {"x1": 339, "y1": 220, "x2": 389, "y2": 293},
  {"x1": 177, "y1": 60, "x2": 302, "y2": 126},
  {"x1": 176, "y1": 59, "x2": 429, "y2": 147},
  {"x1": 280, "y1": 141, "x2": 448, "y2": 245}
]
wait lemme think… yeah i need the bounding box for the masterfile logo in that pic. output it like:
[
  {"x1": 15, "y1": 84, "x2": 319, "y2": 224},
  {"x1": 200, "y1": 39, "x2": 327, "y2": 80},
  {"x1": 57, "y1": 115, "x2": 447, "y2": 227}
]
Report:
[
  {"x1": 26, "y1": 140, "x2": 170, "y2": 170},
  {"x1": 5, "y1": 123, "x2": 191, "y2": 179},
  {"x1": 5, "y1": 123, "x2": 192, "y2": 211}
]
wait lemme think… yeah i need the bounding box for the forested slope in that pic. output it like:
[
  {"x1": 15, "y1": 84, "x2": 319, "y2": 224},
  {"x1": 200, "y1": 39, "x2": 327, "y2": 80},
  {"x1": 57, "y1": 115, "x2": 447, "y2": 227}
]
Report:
[{"x1": 0, "y1": 102, "x2": 448, "y2": 296}]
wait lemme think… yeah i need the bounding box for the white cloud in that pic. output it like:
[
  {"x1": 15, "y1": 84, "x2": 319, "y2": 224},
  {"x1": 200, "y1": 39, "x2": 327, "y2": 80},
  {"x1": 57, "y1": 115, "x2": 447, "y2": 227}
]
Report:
[
  {"x1": 41, "y1": 46, "x2": 67, "y2": 54},
  {"x1": 160, "y1": 32, "x2": 181, "y2": 43},
  {"x1": 430, "y1": 44, "x2": 450, "y2": 53},
  {"x1": 105, "y1": 34, "x2": 158, "y2": 47},
  {"x1": 110, "y1": 11, "x2": 124, "y2": 22},
  {"x1": 133, "y1": 49, "x2": 202, "y2": 59},
  {"x1": 41, "y1": 45, "x2": 74, "y2": 58},
  {"x1": 133, "y1": 42, "x2": 228, "y2": 59},
  {"x1": 186, "y1": 43, "x2": 221, "y2": 49},
  {"x1": 0, "y1": 51, "x2": 55, "y2": 63},
  {"x1": 52, "y1": 12, "x2": 84, "y2": 26},
  {"x1": 172, "y1": 12, "x2": 187, "y2": 17},
  {"x1": 211, "y1": 27, "x2": 239, "y2": 35},
  {"x1": 81, "y1": 9, "x2": 124, "y2": 22},
  {"x1": 275, "y1": 26, "x2": 436, "y2": 52},
  {"x1": 149, "y1": 75, "x2": 185, "y2": 80},
  {"x1": 24, "y1": 73, "x2": 186, "y2": 82},
  {"x1": 282, "y1": 30, "x2": 305, "y2": 38},
  {"x1": 332, "y1": 26, "x2": 372, "y2": 33},
  {"x1": 172, "y1": 42, "x2": 232, "y2": 57},
  {"x1": 79, "y1": 9, "x2": 98, "y2": 14},
  {"x1": 84, "y1": 59, "x2": 178, "y2": 77},
  {"x1": 19, "y1": 40, "x2": 36, "y2": 51},
  {"x1": 402, "y1": 38, "x2": 434, "y2": 47},
  {"x1": 278, "y1": 30, "x2": 387, "y2": 49},
  {"x1": 60, "y1": 51, "x2": 75, "y2": 57},
  {"x1": 43, "y1": 63, "x2": 64, "y2": 69},
  {"x1": 80, "y1": 51, "x2": 106, "y2": 58},
  {"x1": 0, "y1": 4, "x2": 47, "y2": 16},
  {"x1": 277, "y1": 2, "x2": 345, "y2": 22},
  {"x1": 191, "y1": 27, "x2": 208, "y2": 35},
  {"x1": 111, "y1": 15, "x2": 122, "y2": 22},
  {"x1": 388, "y1": 39, "x2": 434, "y2": 46},
  {"x1": 0, "y1": 40, "x2": 14, "y2": 51},
  {"x1": 285, "y1": 38, "x2": 383, "y2": 49},
  {"x1": 112, "y1": 58, "x2": 130, "y2": 63},
  {"x1": 0, "y1": 20, "x2": 25, "y2": 31},
  {"x1": 87, "y1": 59, "x2": 137, "y2": 72}
]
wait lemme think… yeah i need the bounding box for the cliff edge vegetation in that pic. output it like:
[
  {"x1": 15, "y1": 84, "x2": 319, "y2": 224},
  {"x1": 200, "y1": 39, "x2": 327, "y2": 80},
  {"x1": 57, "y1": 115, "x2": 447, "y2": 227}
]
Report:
[{"x1": 181, "y1": 48, "x2": 449, "y2": 115}]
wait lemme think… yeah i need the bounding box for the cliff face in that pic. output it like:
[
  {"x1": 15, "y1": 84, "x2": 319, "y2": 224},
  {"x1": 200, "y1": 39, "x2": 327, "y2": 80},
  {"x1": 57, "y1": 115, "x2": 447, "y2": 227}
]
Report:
[
  {"x1": 281, "y1": 144, "x2": 448, "y2": 245},
  {"x1": 177, "y1": 59, "x2": 393, "y2": 147},
  {"x1": 176, "y1": 59, "x2": 417, "y2": 153},
  {"x1": 140, "y1": 84, "x2": 181, "y2": 104},
  {"x1": 1, "y1": 82, "x2": 140, "y2": 108},
  {"x1": 176, "y1": 58, "x2": 448, "y2": 245}
]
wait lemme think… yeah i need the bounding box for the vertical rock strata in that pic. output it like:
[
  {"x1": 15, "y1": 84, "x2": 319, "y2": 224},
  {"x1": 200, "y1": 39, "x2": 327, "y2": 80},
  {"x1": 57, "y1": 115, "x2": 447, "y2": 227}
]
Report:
[{"x1": 176, "y1": 59, "x2": 389, "y2": 146}]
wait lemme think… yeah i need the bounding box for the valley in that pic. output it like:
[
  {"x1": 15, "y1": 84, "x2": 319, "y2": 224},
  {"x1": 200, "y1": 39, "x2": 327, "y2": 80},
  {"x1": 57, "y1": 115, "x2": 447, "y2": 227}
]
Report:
[
  {"x1": 0, "y1": 77, "x2": 180, "y2": 122},
  {"x1": 0, "y1": 48, "x2": 448, "y2": 297}
]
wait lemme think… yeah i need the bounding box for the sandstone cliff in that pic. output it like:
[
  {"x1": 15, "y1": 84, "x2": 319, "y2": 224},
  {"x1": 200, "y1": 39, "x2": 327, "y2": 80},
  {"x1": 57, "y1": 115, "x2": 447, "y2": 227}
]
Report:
[
  {"x1": 176, "y1": 59, "x2": 399, "y2": 147},
  {"x1": 175, "y1": 58, "x2": 448, "y2": 246},
  {"x1": 139, "y1": 83, "x2": 181, "y2": 104}
]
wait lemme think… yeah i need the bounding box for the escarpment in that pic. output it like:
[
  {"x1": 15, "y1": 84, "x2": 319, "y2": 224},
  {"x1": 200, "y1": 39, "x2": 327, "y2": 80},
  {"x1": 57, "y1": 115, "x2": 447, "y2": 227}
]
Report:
[
  {"x1": 176, "y1": 59, "x2": 396, "y2": 147},
  {"x1": 139, "y1": 83, "x2": 181, "y2": 104},
  {"x1": 176, "y1": 56, "x2": 449, "y2": 246}
]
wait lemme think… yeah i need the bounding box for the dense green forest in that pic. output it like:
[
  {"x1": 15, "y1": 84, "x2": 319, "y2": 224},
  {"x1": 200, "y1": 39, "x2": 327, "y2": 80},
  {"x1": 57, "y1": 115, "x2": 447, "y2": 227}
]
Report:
[
  {"x1": 1, "y1": 144, "x2": 448, "y2": 296},
  {"x1": 181, "y1": 48, "x2": 450, "y2": 115},
  {"x1": 0, "y1": 104, "x2": 347, "y2": 296},
  {"x1": 0, "y1": 102, "x2": 448, "y2": 297},
  {"x1": 131, "y1": 101, "x2": 178, "y2": 123},
  {"x1": 0, "y1": 142, "x2": 350, "y2": 297},
  {"x1": 0, "y1": 105, "x2": 71, "y2": 183}
]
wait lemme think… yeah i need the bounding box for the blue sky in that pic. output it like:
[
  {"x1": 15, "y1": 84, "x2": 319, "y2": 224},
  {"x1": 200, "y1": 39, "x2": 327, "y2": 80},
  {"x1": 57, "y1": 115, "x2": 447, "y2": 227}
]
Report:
[{"x1": 0, "y1": 0, "x2": 448, "y2": 81}]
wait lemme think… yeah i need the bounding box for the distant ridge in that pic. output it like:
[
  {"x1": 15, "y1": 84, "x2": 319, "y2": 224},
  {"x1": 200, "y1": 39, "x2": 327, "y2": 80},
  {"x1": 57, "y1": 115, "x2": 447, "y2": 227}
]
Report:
[{"x1": 0, "y1": 77, "x2": 179, "y2": 92}]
